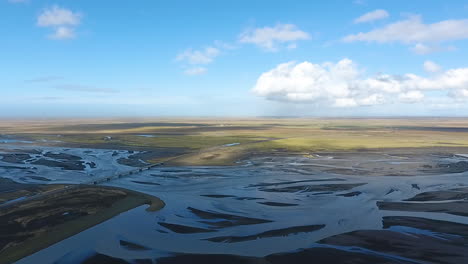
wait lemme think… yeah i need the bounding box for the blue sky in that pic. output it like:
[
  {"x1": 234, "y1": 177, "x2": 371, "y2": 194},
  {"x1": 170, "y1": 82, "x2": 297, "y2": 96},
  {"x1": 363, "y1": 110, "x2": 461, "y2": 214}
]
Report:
[{"x1": 1, "y1": 0, "x2": 468, "y2": 117}]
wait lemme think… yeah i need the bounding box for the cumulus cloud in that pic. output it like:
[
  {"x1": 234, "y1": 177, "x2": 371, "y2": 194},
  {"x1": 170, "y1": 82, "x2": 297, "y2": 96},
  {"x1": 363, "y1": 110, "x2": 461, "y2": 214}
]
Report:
[
  {"x1": 450, "y1": 89, "x2": 468, "y2": 100},
  {"x1": 176, "y1": 47, "x2": 220, "y2": 65},
  {"x1": 252, "y1": 59, "x2": 468, "y2": 107},
  {"x1": 37, "y1": 6, "x2": 82, "y2": 40},
  {"x1": 398, "y1": 90, "x2": 424, "y2": 103},
  {"x1": 239, "y1": 23, "x2": 310, "y2": 51},
  {"x1": 354, "y1": 9, "x2": 389, "y2": 24},
  {"x1": 175, "y1": 24, "x2": 309, "y2": 75},
  {"x1": 423, "y1": 60, "x2": 441, "y2": 73},
  {"x1": 344, "y1": 15, "x2": 468, "y2": 53},
  {"x1": 184, "y1": 67, "x2": 207, "y2": 76},
  {"x1": 37, "y1": 6, "x2": 81, "y2": 26}
]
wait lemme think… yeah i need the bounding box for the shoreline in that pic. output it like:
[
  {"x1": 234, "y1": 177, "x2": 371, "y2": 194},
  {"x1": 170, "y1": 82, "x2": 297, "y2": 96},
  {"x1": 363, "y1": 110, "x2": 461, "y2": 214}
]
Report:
[{"x1": 0, "y1": 185, "x2": 165, "y2": 264}]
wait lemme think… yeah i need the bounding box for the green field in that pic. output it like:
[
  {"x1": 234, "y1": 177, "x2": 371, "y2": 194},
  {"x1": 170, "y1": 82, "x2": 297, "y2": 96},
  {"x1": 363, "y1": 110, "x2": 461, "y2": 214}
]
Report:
[{"x1": 3, "y1": 118, "x2": 468, "y2": 165}]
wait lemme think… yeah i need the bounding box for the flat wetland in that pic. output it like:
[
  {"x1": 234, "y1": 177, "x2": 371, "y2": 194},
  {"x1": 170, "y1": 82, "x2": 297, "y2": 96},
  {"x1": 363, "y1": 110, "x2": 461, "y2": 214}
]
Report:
[{"x1": 2, "y1": 118, "x2": 468, "y2": 263}]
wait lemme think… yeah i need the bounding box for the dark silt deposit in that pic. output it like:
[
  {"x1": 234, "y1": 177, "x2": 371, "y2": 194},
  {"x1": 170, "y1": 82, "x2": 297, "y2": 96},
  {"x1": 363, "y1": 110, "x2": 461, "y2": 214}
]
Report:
[
  {"x1": 31, "y1": 159, "x2": 86, "y2": 171},
  {"x1": 257, "y1": 202, "x2": 298, "y2": 207},
  {"x1": 204, "y1": 224, "x2": 325, "y2": 243},
  {"x1": 377, "y1": 200, "x2": 468, "y2": 217},
  {"x1": 158, "y1": 222, "x2": 216, "y2": 234},
  {"x1": 0, "y1": 153, "x2": 32, "y2": 164},
  {"x1": 257, "y1": 183, "x2": 365, "y2": 193},
  {"x1": 438, "y1": 161, "x2": 468, "y2": 173},
  {"x1": 337, "y1": 191, "x2": 362, "y2": 197}
]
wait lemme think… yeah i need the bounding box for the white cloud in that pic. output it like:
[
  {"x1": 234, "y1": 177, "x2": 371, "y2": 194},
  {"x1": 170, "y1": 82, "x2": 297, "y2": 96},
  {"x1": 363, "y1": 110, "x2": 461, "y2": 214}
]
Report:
[
  {"x1": 343, "y1": 15, "x2": 468, "y2": 44},
  {"x1": 411, "y1": 43, "x2": 456, "y2": 55},
  {"x1": 398, "y1": 90, "x2": 424, "y2": 103},
  {"x1": 176, "y1": 43, "x2": 230, "y2": 75},
  {"x1": 176, "y1": 47, "x2": 220, "y2": 65},
  {"x1": 411, "y1": 43, "x2": 437, "y2": 55},
  {"x1": 252, "y1": 59, "x2": 468, "y2": 107},
  {"x1": 37, "y1": 6, "x2": 81, "y2": 27},
  {"x1": 213, "y1": 40, "x2": 238, "y2": 50},
  {"x1": 37, "y1": 6, "x2": 82, "y2": 40},
  {"x1": 359, "y1": 93, "x2": 386, "y2": 105},
  {"x1": 49, "y1": 26, "x2": 76, "y2": 39},
  {"x1": 450, "y1": 89, "x2": 468, "y2": 99},
  {"x1": 184, "y1": 67, "x2": 207, "y2": 76},
  {"x1": 333, "y1": 98, "x2": 357, "y2": 107},
  {"x1": 239, "y1": 23, "x2": 310, "y2": 51},
  {"x1": 287, "y1": 43, "x2": 297, "y2": 50},
  {"x1": 423, "y1": 60, "x2": 441, "y2": 73},
  {"x1": 354, "y1": 9, "x2": 389, "y2": 24}
]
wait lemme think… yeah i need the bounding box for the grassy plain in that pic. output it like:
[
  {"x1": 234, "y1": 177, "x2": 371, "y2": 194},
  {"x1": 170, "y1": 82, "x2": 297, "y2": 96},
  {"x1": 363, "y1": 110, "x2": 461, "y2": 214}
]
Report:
[{"x1": 3, "y1": 117, "x2": 468, "y2": 165}]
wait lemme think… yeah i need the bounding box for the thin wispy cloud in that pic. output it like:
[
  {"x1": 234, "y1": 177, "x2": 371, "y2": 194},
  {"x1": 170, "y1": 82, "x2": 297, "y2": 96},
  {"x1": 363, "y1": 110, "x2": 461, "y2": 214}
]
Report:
[
  {"x1": 25, "y1": 76, "x2": 63, "y2": 83},
  {"x1": 50, "y1": 26, "x2": 76, "y2": 40},
  {"x1": 176, "y1": 47, "x2": 220, "y2": 65},
  {"x1": 344, "y1": 15, "x2": 468, "y2": 43},
  {"x1": 55, "y1": 84, "x2": 119, "y2": 94},
  {"x1": 35, "y1": 96, "x2": 65, "y2": 101},
  {"x1": 239, "y1": 23, "x2": 310, "y2": 52},
  {"x1": 354, "y1": 9, "x2": 389, "y2": 24},
  {"x1": 353, "y1": 0, "x2": 366, "y2": 5},
  {"x1": 183, "y1": 67, "x2": 207, "y2": 76},
  {"x1": 175, "y1": 40, "x2": 237, "y2": 76},
  {"x1": 411, "y1": 43, "x2": 437, "y2": 55},
  {"x1": 411, "y1": 43, "x2": 456, "y2": 55},
  {"x1": 423, "y1": 60, "x2": 441, "y2": 73},
  {"x1": 37, "y1": 6, "x2": 82, "y2": 40},
  {"x1": 344, "y1": 15, "x2": 468, "y2": 53}
]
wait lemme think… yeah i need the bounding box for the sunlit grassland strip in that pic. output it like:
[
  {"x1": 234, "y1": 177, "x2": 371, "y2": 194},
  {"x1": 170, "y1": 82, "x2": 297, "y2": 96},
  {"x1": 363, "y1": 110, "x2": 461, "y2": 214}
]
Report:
[{"x1": 4, "y1": 118, "x2": 468, "y2": 165}]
